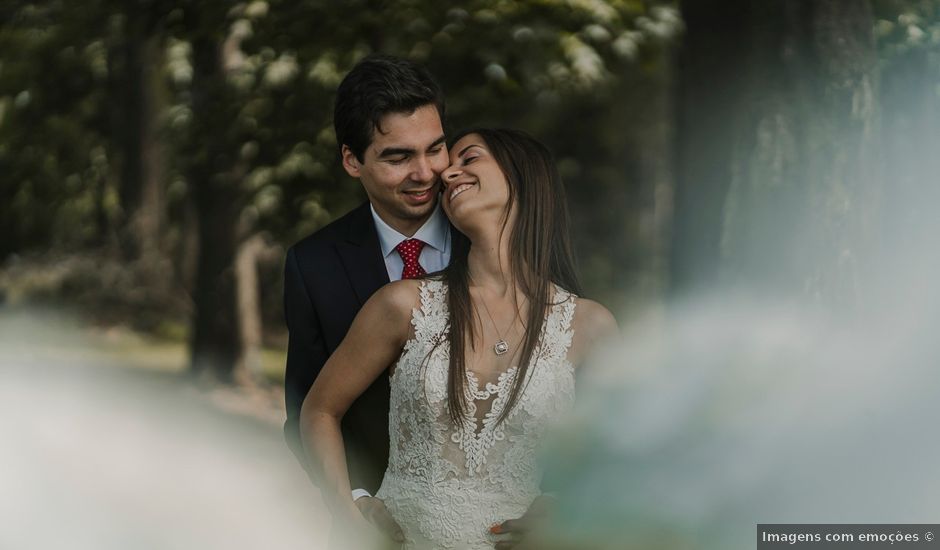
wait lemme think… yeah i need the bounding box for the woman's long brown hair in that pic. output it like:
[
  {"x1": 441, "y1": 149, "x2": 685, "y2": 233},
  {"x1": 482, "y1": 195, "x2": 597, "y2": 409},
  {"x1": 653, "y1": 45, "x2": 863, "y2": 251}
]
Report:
[{"x1": 439, "y1": 128, "x2": 582, "y2": 426}]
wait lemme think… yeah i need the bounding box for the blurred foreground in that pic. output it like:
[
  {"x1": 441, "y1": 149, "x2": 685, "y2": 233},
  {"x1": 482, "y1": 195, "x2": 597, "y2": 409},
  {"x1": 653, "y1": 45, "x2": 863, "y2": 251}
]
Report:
[
  {"x1": 0, "y1": 308, "x2": 329, "y2": 550},
  {"x1": 540, "y1": 244, "x2": 940, "y2": 548},
  {"x1": 1, "y1": 278, "x2": 938, "y2": 550}
]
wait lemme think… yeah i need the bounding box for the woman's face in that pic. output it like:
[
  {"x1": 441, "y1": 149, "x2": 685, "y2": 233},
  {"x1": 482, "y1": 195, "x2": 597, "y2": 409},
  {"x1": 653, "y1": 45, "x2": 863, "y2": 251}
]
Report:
[{"x1": 440, "y1": 133, "x2": 512, "y2": 232}]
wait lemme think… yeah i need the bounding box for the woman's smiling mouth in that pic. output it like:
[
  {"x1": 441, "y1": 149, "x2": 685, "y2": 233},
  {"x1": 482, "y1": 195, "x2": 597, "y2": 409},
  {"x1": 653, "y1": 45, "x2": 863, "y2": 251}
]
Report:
[{"x1": 449, "y1": 183, "x2": 475, "y2": 201}]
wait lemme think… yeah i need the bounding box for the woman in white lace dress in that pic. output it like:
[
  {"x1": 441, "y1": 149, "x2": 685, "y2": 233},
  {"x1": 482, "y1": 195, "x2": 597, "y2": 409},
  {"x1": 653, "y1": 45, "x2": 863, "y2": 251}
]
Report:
[{"x1": 301, "y1": 128, "x2": 617, "y2": 549}]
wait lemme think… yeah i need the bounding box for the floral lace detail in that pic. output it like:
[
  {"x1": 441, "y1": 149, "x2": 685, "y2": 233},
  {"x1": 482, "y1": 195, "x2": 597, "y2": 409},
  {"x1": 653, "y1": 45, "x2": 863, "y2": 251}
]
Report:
[{"x1": 376, "y1": 278, "x2": 577, "y2": 549}]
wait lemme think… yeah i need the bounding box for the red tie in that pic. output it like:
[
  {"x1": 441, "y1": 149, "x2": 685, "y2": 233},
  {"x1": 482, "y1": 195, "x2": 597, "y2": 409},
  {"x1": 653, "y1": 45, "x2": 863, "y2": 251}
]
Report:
[{"x1": 395, "y1": 238, "x2": 427, "y2": 280}]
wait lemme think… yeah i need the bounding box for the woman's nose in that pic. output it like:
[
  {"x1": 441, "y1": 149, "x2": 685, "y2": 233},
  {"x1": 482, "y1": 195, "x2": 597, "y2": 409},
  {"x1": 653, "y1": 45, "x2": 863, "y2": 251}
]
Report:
[{"x1": 442, "y1": 167, "x2": 462, "y2": 186}]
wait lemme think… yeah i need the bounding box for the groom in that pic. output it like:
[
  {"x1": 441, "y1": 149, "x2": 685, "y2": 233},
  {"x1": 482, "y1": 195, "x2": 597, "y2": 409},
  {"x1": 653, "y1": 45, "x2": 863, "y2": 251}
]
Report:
[{"x1": 283, "y1": 54, "x2": 452, "y2": 538}]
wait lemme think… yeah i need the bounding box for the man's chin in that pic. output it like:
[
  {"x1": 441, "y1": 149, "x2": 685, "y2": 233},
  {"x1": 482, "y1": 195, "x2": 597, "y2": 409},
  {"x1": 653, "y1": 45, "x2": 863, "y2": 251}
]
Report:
[{"x1": 400, "y1": 201, "x2": 438, "y2": 220}]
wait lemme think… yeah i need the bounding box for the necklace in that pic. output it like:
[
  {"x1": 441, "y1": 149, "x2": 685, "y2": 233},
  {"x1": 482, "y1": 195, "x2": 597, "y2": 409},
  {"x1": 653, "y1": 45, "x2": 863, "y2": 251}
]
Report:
[{"x1": 475, "y1": 291, "x2": 514, "y2": 356}]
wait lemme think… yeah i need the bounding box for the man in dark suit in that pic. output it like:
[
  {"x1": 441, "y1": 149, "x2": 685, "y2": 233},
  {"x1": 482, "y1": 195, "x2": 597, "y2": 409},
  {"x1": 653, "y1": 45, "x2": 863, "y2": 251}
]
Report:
[{"x1": 282, "y1": 54, "x2": 451, "y2": 539}]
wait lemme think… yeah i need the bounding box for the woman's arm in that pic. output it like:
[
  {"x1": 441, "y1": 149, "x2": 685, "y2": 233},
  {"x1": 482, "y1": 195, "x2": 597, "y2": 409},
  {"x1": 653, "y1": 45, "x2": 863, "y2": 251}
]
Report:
[{"x1": 299, "y1": 280, "x2": 417, "y2": 520}]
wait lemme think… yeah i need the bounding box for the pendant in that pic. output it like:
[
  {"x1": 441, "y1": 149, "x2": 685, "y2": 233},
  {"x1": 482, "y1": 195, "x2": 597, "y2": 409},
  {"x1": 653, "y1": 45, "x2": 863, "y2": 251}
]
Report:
[{"x1": 494, "y1": 340, "x2": 509, "y2": 356}]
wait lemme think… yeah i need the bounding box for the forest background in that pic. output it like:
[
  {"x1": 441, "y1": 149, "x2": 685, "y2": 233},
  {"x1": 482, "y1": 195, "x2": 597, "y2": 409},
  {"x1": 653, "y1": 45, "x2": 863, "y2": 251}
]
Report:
[
  {"x1": 2, "y1": 1, "x2": 940, "y2": 548},
  {"x1": 2, "y1": 0, "x2": 937, "y2": 383}
]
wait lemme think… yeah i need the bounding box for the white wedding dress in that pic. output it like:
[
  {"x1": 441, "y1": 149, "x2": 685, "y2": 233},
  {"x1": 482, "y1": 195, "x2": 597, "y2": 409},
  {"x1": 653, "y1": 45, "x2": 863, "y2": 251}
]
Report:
[{"x1": 375, "y1": 279, "x2": 577, "y2": 549}]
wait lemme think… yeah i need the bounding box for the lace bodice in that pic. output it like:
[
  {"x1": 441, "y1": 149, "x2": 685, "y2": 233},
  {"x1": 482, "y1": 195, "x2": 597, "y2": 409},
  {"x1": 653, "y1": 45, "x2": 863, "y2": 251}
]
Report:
[{"x1": 375, "y1": 279, "x2": 577, "y2": 549}]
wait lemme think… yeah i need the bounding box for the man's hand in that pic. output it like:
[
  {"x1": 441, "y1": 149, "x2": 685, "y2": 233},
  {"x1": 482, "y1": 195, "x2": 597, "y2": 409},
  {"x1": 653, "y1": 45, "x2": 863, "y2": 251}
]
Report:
[
  {"x1": 355, "y1": 496, "x2": 405, "y2": 543},
  {"x1": 491, "y1": 494, "x2": 556, "y2": 550}
]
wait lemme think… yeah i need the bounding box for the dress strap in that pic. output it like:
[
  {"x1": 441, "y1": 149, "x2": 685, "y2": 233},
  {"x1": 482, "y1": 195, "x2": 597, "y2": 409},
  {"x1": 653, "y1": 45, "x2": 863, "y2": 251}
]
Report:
[
  {"x1": 536, "y1": 285, "x2": 577, "y2": 371},
  {"x1": 411, "y1": 278, "x2": 449, "y2": 348}
]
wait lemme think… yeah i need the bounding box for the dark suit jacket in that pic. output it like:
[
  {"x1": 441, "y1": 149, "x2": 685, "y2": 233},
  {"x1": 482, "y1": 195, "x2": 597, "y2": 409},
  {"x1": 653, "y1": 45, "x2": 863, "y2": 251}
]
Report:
[{"x1": 283, "y1": 201, "x2": 392, "y2": 493}]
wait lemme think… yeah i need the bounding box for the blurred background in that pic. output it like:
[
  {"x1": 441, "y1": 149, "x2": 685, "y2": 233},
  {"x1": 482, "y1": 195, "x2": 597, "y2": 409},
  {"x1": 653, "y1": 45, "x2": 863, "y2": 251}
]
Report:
[{"x1": 1, "y1": 0, "x2": 938, "y2": 548}]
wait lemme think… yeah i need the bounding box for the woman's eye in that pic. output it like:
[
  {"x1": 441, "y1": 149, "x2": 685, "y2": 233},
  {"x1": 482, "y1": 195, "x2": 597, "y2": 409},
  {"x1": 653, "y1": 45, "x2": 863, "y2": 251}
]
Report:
[{"x1": 463, "y1": 156, "x2": 478, "y2": 165}]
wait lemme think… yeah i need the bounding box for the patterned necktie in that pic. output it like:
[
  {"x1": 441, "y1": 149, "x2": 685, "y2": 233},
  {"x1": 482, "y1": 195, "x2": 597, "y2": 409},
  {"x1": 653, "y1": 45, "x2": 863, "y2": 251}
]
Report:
[{"x1": 395, "y1": 238, "x2": 427, "y2": 280}]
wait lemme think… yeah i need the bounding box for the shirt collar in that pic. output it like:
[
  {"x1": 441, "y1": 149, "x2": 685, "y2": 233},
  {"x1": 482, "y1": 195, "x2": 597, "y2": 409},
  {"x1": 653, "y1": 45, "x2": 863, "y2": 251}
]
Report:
[{"x1": 370, "y1": 203, "x2": 450, "y2": 258}]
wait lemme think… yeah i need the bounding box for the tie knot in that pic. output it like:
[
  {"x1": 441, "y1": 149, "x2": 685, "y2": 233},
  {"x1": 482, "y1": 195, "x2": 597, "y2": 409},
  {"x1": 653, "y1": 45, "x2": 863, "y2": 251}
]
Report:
[
  {"x1": 395, "y1": 238, "x2": 426, "y2": 257},
  {"x1": 395, "y1": 239, "x2": 427, "y2": 280}
]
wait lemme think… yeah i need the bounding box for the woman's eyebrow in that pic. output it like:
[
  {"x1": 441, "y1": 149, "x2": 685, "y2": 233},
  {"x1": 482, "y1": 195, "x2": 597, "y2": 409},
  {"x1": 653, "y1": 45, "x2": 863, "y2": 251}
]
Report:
[{"x1": 457, "y1": 143, "x2": 483, "y2": 157}]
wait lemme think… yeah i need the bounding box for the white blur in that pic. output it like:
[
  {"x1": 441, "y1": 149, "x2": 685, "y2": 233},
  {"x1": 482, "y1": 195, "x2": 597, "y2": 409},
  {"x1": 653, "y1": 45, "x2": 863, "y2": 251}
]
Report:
[
  {"x1": 543, "y1": 287, "x2": 940, "y2": 548},
  {"x1": 4, "y1": 208, "x2": 938, "y2": 550},
  {"x1": 540, "y1": 175, "x2": 940, "y2": 545},
  {"x1": 0, "y1": 311, "x2": 332, "y2": 550}
]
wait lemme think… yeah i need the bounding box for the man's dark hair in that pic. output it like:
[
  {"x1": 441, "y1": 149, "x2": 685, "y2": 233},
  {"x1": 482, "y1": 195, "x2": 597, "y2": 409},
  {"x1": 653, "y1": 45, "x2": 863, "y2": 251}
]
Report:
[{"x1": 333, "y1": 54, "x2": 445, "y2": 162}]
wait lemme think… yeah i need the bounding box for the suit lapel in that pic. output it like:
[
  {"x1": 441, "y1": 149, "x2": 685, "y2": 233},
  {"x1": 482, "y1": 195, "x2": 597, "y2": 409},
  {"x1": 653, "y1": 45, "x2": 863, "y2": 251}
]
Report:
[{"x1": 336, "y1": 202, "x2": 390, "y2": 306}]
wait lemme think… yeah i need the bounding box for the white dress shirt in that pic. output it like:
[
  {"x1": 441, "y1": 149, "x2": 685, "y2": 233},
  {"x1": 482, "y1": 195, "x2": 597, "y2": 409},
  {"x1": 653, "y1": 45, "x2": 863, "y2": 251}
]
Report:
[
  {"x1": 370, "y1": 204, "x2": 451, "y2": 281},
  {"x1": 352, "y1": 204, "x2": 451, "y2": 501}
]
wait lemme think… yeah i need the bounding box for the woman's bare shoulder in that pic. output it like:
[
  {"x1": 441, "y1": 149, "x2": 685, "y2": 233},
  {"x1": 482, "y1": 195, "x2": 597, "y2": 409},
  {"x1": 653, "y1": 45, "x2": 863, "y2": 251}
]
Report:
[
  {"x1": 350, "y1": 279, "x2": 426, "y2": 347},
  {"x1": 574, "y1": 298, "x2": 618, "y2": 338},
  {"x1": 568, "y1": 297, "x2": 619, "y2": 364},
  {"x1": 367, "y1": 278, "x2": 424, "y2": 317}
]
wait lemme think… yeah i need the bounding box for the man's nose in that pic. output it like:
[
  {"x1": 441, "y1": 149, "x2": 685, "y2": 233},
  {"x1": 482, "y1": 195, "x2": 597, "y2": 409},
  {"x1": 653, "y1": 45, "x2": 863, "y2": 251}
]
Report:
[{"x1": 411, "y1": 155, "x2": 434, "y2": 183}]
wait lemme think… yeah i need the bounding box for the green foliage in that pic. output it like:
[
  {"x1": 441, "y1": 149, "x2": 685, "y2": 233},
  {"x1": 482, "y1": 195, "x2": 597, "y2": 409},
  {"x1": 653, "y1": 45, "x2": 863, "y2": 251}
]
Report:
[
  {"x1": 158, "y1": 0, "x2": 681, "y2": 246},
  {"x1": 0, "y1": 1, "x2": 114, "y2": 255},
  {"x1": 1, "y1": 0, "x2": 681, "y2": 317},
  {"x1": 873, "y1": 0, "x2": 940, "y2": 58},
  {"x1": 151, "y1": 0, "x2": 680, "y2": 309}
]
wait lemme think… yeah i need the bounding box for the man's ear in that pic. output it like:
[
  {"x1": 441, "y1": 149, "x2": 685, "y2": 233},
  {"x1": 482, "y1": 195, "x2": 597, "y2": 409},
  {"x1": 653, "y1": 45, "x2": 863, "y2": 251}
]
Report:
[{"x1": 341, "y1": 145, "x2": 361, "y2": 178}]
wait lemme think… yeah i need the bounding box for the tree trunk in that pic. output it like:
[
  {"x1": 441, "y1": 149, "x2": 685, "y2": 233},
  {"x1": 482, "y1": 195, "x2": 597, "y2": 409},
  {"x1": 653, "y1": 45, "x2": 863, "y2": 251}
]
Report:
[
  {"x1": 92, "y1": 163, "x2": 111, "y2": 246},
  {"x1": 610, "y1": 52, "x2": 675, "y2": 314},
  {"x1": 235, "y1": 233, "x2": 266, "y2": 382},
  {"x1": 177, "y1": 194, "x2": 200, "y2": 292},
  {"x1": 115, "y1": 3, "x2": 165, "y2": 260},
  {"x1": 136, "y1": 32, "x2": 166, "y2": 259},
  {"x1": 186, "y1": 28, "x2": 241, "y2": 382},
  {"x1": 188, "y1": 182, "x2": 240, "y2": 382},
  {"x1": 671, "y1": 1, "x2": 752, "y2": 294},
  {"x1": 672, "y1": 1, "x2": 879, "y2": 306}
]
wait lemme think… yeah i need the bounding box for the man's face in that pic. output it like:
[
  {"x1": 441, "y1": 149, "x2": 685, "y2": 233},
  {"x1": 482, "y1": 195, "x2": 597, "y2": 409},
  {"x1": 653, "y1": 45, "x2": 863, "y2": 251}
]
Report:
[{"x1": 342, "y1": 104, "x2": 447, "y2": 235}]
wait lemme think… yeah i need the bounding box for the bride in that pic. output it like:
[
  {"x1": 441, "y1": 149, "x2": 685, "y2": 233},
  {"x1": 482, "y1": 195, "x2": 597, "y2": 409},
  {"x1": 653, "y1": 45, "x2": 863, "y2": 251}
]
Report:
[{"x1": 301, "y1": 128, "x2": 617, "y2": 549}]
